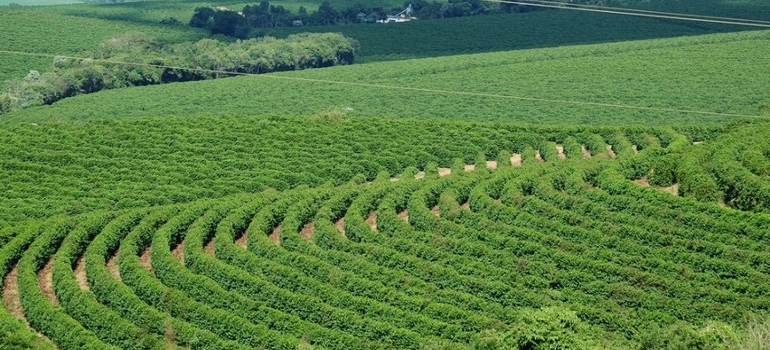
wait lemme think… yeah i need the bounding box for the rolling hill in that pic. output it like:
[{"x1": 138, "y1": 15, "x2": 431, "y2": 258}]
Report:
[
  {"x1": 4, "y1": 30, "x2": 769, "y2": 125},
  {"x1": 2, "y1": 1, "x2": 770, "y2": 349}
]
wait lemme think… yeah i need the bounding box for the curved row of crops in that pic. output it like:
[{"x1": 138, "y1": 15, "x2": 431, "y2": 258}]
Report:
[
  {"x1": 0, "y1": 115, "x2": 721, "y2": 229},
  {"x1": 3, "y1": 121, "x2": 769, "y2": 349}
]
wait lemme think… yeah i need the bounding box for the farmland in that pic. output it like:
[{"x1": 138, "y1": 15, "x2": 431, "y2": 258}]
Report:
[
  {"x1": 2, "y1": 0, "x2": 770, "y2": 348},
  {"x1": 0, "y1": 0, "x2": 763, "y2": 83},
  {"x1": 0, "y1": 9, "x2": 206, "y2": 83},
  {"x1": 5, "y1": 30, "x2": 769, "y2": 125},
  {"x1": 2, "y1": 116, "x2": 770, "y2": 348}
]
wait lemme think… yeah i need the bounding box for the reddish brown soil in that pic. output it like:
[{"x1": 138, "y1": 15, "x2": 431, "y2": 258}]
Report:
[
  {"x1": 171, "y1": 242, "x2": 185, "y2": 265},
  {"x1": 660, "y1": 184, "x2": 679, "y2": 196},
  {"x1": 464, "y1": 164, "x2": 475, "y2": 172},
  {"x1": 106, "y1": 249, "x2": 121, "y2": 281},
  {"x1": 535, "y1": 151, "x2": 544, "y2": 163},
  {"x1": 398, "y1": 210, "x2": 409, "y2": 223},
  {"x1": 606, "y1": 145, "x2": 616, "y2": 158},
  {"x1": 300, "y1": 222, "x2": 315, "y2": 240},
  {"x1": 3, "y1": 265, "x2": 25, "y2": 320},
  {"x1": 74, "y1": 256, "x2": 89, "y2": 291},
  {"x1": 438, "y1": 168, "x2": 451, "y2": 177},
  {"x1": 486, "y1": 161, "x2": 498, "y2": 170},
  {"x1": 37, "y1": 257, "x2": 58, "y2": 305},
  {"x1": 334, "y1": 217, "x2": 347, "y2": 238},
  {"x1": 511, "y1": 154, "x2": 522, "y2": 167},
  {"x1": 3, "y1": 265, "x2": 58, "y2": 348},
  {"x1": 235, "y1": 233, "x2": 248, "y2": 248},
  {"x1": 366, "y1": 211, "x2": 377, "y2": 232},
  {"x1": 204, "y1": 239, "x2": 216, "y2": 255},
  {"x1": 634, "y1": 178, "x2": 679, "y2": 196},
  {"x1": 556, "y1": 145, "x2": 566, "y2": 160},
  {"x1": 431, "y1": 206, "x2": 440, "y2": 216},
  {"x1": 581, "y1": 145, "x2": 592, "y2": 159},
  {"x1": 139, "y1": 247, "x2": 153, "y2": 274},
  {"x1": 269, "y1": 226, "x2": 281, "y2": 245}
]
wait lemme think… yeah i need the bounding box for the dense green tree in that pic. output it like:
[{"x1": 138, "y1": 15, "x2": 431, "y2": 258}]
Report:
[
  {"x1": 314, "y1": 1, "x2": 339, "y2": 26},
  {"x1": 211, "y1": 10, "x2": 250, "y2": 38},
  {"x1": 189, "y1": 7, "x2": 215, "y2": 28}
]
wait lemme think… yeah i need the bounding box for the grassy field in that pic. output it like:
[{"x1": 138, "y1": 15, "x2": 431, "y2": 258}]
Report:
[{"x1": 4, "y1": 30, "x2": 769, "y2": 125}]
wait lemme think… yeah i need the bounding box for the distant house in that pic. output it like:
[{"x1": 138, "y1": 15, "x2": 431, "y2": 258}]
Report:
[
  {"x1": 377, "y1": 4, "x2": 416, "y2": 23},
  {"x1": 382, "y1": 15, "x2": 415, "y2": 23},
  {"x1": 215, "y1": 6, "x2": 245, "y2": 17}
]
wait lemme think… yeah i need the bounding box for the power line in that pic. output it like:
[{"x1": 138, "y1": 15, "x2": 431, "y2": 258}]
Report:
[
  {"x1": 0, "y1": 49, "x2": 765, "y2": 120},
  {"x1": 483, "y1": 0, "x2": 770, "y2": 28},
  {"x1": 507, "y1": 0, "x2": 770, "y2": 25}
]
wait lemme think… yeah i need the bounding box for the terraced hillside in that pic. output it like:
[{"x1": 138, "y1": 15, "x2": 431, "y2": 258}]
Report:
[{"x1": 2, "y1": 117, "x2": 770, "y2": 348}]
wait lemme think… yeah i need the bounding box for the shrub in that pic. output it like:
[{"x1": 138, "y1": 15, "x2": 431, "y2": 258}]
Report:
[{"x1": 505, "y1": 307, "x2": 588, "y2": 350}]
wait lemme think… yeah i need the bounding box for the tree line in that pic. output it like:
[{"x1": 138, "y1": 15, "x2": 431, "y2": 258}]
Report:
[
  {"x1": 0, "y1": 32, "x2": 357, "y2": 115},
  {"x1": 190, "y1": 0, "x2": 544, "y2": 38}
]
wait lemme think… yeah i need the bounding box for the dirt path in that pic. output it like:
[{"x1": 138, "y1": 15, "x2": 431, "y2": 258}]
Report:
[
  {"x1": 171, "y1": 242, "x2": 185, "y2": 266},
  {"x1": 511, "y1": 154, "x2": 522, "y2": 167},
  {"x1": 269, "y1": 226, "x2": 281, "y2": 245},
  {"x1": 389, "y1": 177, "x2": 400, "y2": 182},
  {"x1": 3, "y1": 265, "x2": 26, "y2": 320},
  {"x1": 634, "y1": 178, "x2": 679, "y2": 196},
  {"x1": 414, "y1": 171, "x2": 425, "y2": 180},
  {"x1": 486, "y1": 161, "x2": 498, "y2": 170},
  {"x1": 235, "y1": 233, "x2": 248, "y2": 248},
  {"x1": 37, "y1": 257, "x2": 58, "y2": 306},
  {"x1": 438, "y1": 168, "x2": 451, "y2": 177},
  {"x1": 461, "y1": 202, "x2": 470, "y2": 210},
  {"x1": 74, "y1": 256, "x2": 89, "y2": 291},
  {"x1": 204, "y1": 240, "x2": 215, "y2": 255},
  {"x1": 581, "y1": 145, "x2": 592, "y2": 159},
  {"x1": 398, "y1": 210, "x2": 409, "y2": 223},
  {"x1": 632, "y1": 145, "x2": 639, "y2": 154},
  {"x1": 366, "y1": 212, "x2": 377, "y2": 232},
  {"x1": 660, "y1": 184, "x2": 679, "y2": 196},
  {"x1": 334, "y1": 217, "x2": 347, "y2": 238},
  {"x1": 106, "y1": 249, "x2": 121, "y2": 281},
  {"x1": 431, "y1": 206, "x2": 440, "y2": 216},
  {"x1": 300, "y1": 222, "x2": 315, "y2": 240},
  {"x1": 535, "y1": 151, "x2": 544, "y2": 163},
  {"x1": 693, "y1": 141, "x2": 703, "y2": 145},
  {"x1": 464, "y1": 165, "x2": 475, "y2": 172},
  {"x1": 139, "y1": 248, "x2": 153, "y2": 274},
  {"x1": 606, "y1": 145, "x2": 616, "y2": 158},
  {"x1": 4, "y1": 265, "x2": 59, "y2": 348},
  {"x1": 556, "y1": 145, "x2": 566, "y2": 160}
]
